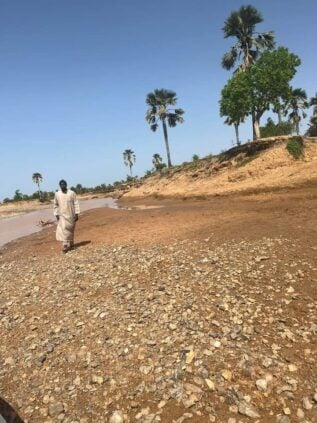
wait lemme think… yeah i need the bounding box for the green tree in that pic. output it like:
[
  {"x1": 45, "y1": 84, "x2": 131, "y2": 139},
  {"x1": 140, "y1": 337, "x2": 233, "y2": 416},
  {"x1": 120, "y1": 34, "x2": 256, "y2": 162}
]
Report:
[
  {"x1": 123, "y1": 149, "x2": 136, "y2": 177},
  {"x1": 152, "y1": 153, "x2": 166, "y2": 172},
  {"x1": 310, "y1": 92, "x2": 317, "y2": 113},
  {"x1": 287, "y1": 88, "x2": 309, "y2": 135},
  {"x1": 260, "y1": 117, "x2": 294, "y2": 137},
  {"x1": 306, "y1": 92, "x2": 317, "y2": 136},
  {"x1": 222, "y1": 5, "x2": 275, "y2": 139},
  {"x1": 146, "y1": 89, "x2": 184, "y2": 167},
  {"x1": 225, "y1": 118, "x2": 242, "y2": 146},
  {"x1": 13, "y1": 189, "x2": 23, "y2": 201},
  {"x1": 220, "y1": 71, "x2": 251, "y2": 144},
  {"x1": 222, "y1": 5, "x2": 275, "y2": 72},
  {"x1": 32, "y1": 172, "x2": 43, "y2": 200},
  {"x1": 220, "y1": 48, "x2": 301, "y2": 139},
  {"x1": 250, "y1": 48, "x2": 300, "y2": 138},
  {"x1": 75, "y1": 183, "x2": 83, "y2": 194},
  {"x1": 152, "y1": 153, "x2": 163, "y2": 170}
]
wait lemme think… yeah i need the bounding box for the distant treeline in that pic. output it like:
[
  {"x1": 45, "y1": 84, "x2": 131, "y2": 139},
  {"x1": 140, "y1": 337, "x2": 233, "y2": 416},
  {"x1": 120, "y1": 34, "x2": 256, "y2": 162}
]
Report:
[{"x1": 1, "y1": 180, "x2": 132, "y2": 204}]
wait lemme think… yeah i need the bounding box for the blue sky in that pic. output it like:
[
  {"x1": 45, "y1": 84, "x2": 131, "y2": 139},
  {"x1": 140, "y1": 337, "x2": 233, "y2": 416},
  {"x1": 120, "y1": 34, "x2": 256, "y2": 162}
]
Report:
[{"x1": 1, "y1": 0, "x2": 316, "y2": 200}]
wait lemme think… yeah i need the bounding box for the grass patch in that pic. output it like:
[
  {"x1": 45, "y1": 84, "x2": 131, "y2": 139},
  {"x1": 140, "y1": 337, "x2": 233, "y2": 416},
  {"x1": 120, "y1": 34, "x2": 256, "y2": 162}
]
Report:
[
  {"x1": 286, "y1": 137, "x2": 304, "y2": 159},
  {"x1": 235, "y1": 154, "x2": 258, "y2": 168},
  {"x1": 218, "y1": 151, "x2": 229, "y2": 163}
]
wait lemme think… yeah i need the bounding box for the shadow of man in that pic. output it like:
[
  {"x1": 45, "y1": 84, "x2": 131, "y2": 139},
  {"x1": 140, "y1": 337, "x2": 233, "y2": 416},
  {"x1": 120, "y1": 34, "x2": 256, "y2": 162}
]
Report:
[
  {"x1": 74, "y1": 240, "x2": 91, "y2": 249},
  {"x1": 0, "y1": 397, "x2": 24, "y2": 423}
]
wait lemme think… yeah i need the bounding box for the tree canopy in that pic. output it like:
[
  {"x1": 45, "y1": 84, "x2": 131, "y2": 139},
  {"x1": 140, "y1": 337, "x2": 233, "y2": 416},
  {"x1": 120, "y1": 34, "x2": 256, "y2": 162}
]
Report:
[
  {"x1": 220, "y1": 47, "x2": 301, "y2": 139},
  {"x1": 222, "y1": 4, "x2": 275, "y2": 72}
]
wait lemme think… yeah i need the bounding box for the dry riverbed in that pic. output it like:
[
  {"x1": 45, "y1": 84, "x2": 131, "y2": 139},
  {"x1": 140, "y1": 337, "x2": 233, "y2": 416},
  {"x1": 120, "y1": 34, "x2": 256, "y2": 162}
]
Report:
[{"x1": 0, "y1": 188, "x2": 316, "y2": 423}]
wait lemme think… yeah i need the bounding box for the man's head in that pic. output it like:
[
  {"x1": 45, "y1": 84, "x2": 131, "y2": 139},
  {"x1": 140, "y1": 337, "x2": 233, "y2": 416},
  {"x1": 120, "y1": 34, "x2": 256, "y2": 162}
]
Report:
[{"x1": 59, "y1": 179, "x2": 67, "y2": 193}]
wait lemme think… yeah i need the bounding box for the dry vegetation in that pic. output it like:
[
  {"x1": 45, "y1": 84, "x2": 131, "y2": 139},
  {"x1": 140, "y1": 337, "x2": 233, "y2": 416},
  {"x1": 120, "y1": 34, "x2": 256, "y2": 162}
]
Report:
[{"x1": 123, "y1": 137, "x2": 317, "y2": 200}]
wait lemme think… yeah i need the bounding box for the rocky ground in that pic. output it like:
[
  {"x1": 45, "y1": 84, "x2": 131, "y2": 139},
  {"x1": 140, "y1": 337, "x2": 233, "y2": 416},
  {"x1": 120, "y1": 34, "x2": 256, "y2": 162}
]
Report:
[{"x1": 0, "y1": 189, "x2": 316, "y2": 423}]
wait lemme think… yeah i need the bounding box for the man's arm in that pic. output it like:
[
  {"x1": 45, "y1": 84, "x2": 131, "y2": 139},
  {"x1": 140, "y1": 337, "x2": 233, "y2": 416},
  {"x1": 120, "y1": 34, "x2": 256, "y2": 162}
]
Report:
[
  {"x1": 73, "y1": 192, "x2": 80, "y2": 221},
  {"x1": 53, "y1": 193, "x2": 60, "y2": 221}
]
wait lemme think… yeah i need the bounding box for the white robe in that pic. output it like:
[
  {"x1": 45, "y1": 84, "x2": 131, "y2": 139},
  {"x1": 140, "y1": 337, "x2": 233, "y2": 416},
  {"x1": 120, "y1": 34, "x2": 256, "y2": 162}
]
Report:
[{"x1": 53, "y1": 190, "x2": 80, "y2": 242}]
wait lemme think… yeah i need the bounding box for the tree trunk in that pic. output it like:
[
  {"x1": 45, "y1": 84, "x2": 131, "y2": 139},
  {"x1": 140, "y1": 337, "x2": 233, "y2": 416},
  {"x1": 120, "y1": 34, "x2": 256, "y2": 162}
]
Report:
[
  {"x1": 162, "y1": 118, "x2": 172, "y2": 167},
  {"x1": 277, "y1": 110, "x2": 282, "y2": 124},
  {"x1": 129, "y1": 165, "x2": 133, "y2": 177},
  {"x1": 295, "y1": 121, "x2": 300, "y2": 136},
  {"x1": 37, "y1": 183, "x2": 41, "y2": 201},
  {"x1": 253, "y1": 116, "x2": 261, "y2": 139},
  {"x1": 252, "y1": 110, "x2": 256, "y2": 141},
  {"x1": 234, "y1": 123, "x2": 240, "y2": 146}
]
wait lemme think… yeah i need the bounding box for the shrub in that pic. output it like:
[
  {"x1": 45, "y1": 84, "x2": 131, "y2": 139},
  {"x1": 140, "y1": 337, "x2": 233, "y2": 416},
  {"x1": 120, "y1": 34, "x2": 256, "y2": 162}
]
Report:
[
  {"x1": 286, "y1": 137, "x2": 304, "y2": 159},
  {"x1": 192, "y1": 154, "x2": 199, "y2": 161},
  {"x1": 154, "y1": 163, "x2": 167, "y2": 172},
  {"x1": 260, "y1": 118, "x2": 294, "y2": 137},
  {"x1": 218, "y1": 151, "x2": 229, "y2": 162}
]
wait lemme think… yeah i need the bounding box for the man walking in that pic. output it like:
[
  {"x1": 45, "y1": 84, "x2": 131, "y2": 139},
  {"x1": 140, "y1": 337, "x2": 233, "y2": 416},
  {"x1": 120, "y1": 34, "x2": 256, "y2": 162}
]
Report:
[{"x1": 54, "y1": 180, "x2": 80, "y2": 253}]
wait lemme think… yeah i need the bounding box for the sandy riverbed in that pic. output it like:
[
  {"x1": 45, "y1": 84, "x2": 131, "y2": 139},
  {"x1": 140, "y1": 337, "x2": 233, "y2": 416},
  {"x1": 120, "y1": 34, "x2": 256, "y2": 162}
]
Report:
[{"x1": 0, "y1": 187, "x2": 316, "y2": 422}]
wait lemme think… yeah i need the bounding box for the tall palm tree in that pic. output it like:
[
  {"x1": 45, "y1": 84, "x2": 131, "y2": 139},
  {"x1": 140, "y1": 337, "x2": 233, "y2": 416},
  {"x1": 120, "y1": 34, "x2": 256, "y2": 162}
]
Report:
[
  {"x1": 222, "y1": 5, "x2": 274, "y2": 140},
  {"x1": 123, "y1": 149, "x2": 136, "y2": 177},
  {"x1": 222, "y1": 5, "x2": 275, "y2": 72},
  {"x1": 288, "y1": 88, "x2": 309, "y2": 136},
  {"x1": 146, "y1": 89, "x2": 184, "y2": 167},
  {"x1": 32, "y1": 172, "x2": 43, "y2": 200}
]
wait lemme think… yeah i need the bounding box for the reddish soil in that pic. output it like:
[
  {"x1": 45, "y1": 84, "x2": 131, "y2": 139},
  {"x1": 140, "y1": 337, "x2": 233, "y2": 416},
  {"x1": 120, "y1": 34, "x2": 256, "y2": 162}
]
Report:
[
  {"x1": 2, "y1": 187, "x2": 316, "y2": 262},
  {"x1": 0, "y1": 187, "x2": 316, "y2": 423}
]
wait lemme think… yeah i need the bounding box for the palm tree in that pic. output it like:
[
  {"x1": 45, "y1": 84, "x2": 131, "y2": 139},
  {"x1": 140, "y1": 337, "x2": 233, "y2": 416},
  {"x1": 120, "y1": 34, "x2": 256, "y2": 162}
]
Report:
[
  {"x1": 310, "y1": 92, "x2": 317, "y2": 116},
  {"x1": 13, "y1": 189, "x2": 23, "y2": 201},
  {"x1": 272, "y1": 97, "x2": 288, "y2": 124},
  {"x1": 222, "y1": 5, "x2": 275, "y2": 72},
  {"x1": 123, "y1": 149, "x2": 136, "y2": 177},
  {"x1": 32, "y1": 172, "x2": 43, "y2": 200},
  {"x1": 152, "y1": 153, "x2": 162, "y2": 168},
  {"x1": 306, "y1": 93, "x2": 317, "y2": 136},
  {"x1": 222, "y1": 5, "x2": 274, "y2": 140},
  {"x1": 288, "y1": 88, "x2": 309, "y2": 135},
  {"x1": 152, "y1": 153, "x2": 167, "y2": 172},
  {"x1": 146, "y1": 89, "x2": 184, "y2": 167}
]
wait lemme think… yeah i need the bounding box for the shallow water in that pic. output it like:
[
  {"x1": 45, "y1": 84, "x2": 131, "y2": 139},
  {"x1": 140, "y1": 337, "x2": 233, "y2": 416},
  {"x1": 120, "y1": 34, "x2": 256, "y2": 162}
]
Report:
[{"x1": 0, "y1": 197, "x2": 117, "y2": 249}]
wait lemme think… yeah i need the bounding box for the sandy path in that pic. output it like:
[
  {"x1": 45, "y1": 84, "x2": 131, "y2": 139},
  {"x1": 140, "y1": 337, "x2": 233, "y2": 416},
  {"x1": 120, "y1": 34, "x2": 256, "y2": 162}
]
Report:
[{"x1": 0, "y1": 198, "x2": 117, "y2": 248}]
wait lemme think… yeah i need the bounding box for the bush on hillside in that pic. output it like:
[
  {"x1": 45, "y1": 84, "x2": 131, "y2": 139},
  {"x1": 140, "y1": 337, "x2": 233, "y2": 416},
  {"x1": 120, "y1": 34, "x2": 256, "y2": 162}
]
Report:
[
  {"x1": 260, "y1": 118, "x2": 294, "y2": 138},
  {"x1": 286, "y1": 137, "x2": 304, "y2": 159}
]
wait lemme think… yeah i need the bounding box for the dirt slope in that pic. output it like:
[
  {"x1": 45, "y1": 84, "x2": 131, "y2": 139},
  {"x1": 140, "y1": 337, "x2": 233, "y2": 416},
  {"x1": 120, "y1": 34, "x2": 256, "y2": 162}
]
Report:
[{"x1": 123, "y1": 137, "x2": 317, "y2": 200}]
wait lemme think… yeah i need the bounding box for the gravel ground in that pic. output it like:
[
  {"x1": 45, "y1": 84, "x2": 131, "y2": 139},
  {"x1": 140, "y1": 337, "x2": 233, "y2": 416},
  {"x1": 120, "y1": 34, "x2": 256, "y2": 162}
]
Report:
[
  {"x1": 1, "y1": 234, "x2": 316, "y2": 423},
  {"x1": 1, "y1": 190, "x2": 317, "y2": 422}
]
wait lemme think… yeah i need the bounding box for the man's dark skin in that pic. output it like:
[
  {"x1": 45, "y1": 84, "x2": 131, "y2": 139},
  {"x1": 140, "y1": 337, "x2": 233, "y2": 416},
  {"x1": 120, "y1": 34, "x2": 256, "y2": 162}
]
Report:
[{"x1": 56, "y1": 181, "x2": 79, "y2": 222}]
